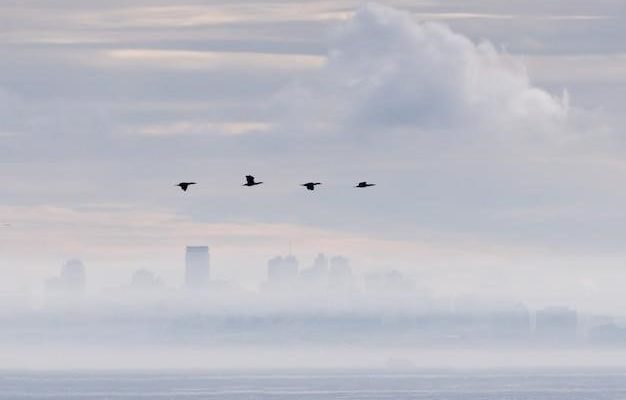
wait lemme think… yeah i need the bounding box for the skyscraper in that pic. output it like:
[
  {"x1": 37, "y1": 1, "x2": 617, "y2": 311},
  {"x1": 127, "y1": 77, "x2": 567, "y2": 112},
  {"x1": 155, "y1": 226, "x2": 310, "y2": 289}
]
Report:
[
  {"x1": 61, "y1": 259, "x2": 86, "y2": 292},
  {"x1": 329, "y1": 256, "x2": 353, "y2": 289},
  {"x1": 45, "y1": 259, "x2": 86, "y2": 296},
  {"x1": 185, "y1": 246, "x2": 210, "y2": 290},
  {"x1": 131, "y1": 269, "x2": 161, "y2": 290},
  {"x1": 267, "y1": 255, "x2": 299, "y2": 283},
  {"x1": 299, "y1": 253, "x2": 328, "y2": 284}
]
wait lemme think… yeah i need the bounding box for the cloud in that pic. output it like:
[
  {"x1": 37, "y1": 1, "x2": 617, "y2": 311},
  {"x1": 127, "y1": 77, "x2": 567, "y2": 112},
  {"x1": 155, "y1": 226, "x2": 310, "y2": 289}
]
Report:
[
  {"x1": 97, "y1": 49, "x2": 324, "y2": 71},
  {"x1": 280, "y1": 3, "x2": 571, "y2": 142},
  {"x1": 2, "y1": 0, "x2": 625, "y2": 302}
]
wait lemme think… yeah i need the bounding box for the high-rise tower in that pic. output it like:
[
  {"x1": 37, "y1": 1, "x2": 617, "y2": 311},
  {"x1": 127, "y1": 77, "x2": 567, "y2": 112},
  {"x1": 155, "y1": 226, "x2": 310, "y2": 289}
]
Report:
[{"x1": 185, "y1": 246, "x2": 210, "y2": 290}]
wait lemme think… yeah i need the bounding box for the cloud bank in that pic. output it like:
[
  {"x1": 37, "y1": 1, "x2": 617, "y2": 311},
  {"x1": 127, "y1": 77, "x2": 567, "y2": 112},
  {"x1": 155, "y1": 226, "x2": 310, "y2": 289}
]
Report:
[{"x1": 282, "y1": 3, "x2": 571, "y2": 144}]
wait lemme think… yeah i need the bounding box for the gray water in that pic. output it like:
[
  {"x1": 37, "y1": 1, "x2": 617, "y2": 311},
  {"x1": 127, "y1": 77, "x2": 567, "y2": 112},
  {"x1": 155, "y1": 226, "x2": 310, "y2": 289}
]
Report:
[{"x1": 1, "y1": 370, "x2": 625, "y2": 399}]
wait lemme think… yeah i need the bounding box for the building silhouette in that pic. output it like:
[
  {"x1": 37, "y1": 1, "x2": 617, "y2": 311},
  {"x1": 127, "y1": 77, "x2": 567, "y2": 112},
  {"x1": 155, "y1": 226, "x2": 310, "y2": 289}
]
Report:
[
  {"x1": 535, "y1": 306, "x2": 578, "y2": 343},
  {"x1": 185, "y1": 246, "x2": 210, "y2": 290},
  {"x1": 364, "y1": 269, "x2": 413, "y2": 294},
  {"x1": 45, "y1": 259, "x2": 86, "y2": 296},
  {"x1": 131, "y1": 269, "x2": 162, "y2": 290},
  {"x1": 489, "y1": 303, "x2": 531, "y2": 341},
  {"x1": 588, "y1": 322, "x2": 626, "y2": 346},
  {"x1": 267, "y1": 255, "x2": 299, "y2": 284},
  {"x1": 300, "y1": 253, "x2": 329, "y2": 287},
  {"x1": 328, "y1": 256, "x2": 353, "y2": 289}
]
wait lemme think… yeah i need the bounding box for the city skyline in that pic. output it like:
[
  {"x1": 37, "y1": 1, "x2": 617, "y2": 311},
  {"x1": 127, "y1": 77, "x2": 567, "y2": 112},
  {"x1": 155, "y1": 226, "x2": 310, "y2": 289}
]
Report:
[
  {"x1": 2, "y1": 0, "x2": 626, "y2": 374},
  {"x1": 16, "y1": 244, "x2": 617, "y2": 316},
  {"x1": 2, "y1": 240, "x2": 625, "y2": 315},
  {"x1": 3, "y1": 246, "x2": 626, "y2": 370},
  {"x1": 5, "y1": 243, "x2": 626, "y2": 355},
  {"x1": 3, "y1": 1, "x2": 626, "y2": 313}
]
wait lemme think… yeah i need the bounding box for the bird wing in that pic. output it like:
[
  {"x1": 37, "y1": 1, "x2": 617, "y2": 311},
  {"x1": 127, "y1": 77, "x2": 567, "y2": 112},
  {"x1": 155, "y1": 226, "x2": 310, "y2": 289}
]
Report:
[{"x1": 246, "y1": 175, "x2": 255, "y2": 185}]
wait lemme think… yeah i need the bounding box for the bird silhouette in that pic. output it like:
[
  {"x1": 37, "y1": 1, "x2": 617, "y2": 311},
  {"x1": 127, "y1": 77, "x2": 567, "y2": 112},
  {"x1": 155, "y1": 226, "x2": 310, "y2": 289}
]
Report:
[
  {"x1": 244, "y1": 175, "x2": 263, "y2": 186},
  {"x1": 176, "y1": 182, "x2": 196, "y2": 191},
  {"x1": 301, "y1": 182, "x2": 321, "y2": 191},
  {"x1": 355, "y1": 181, "x2": 375, "y2": 188}
]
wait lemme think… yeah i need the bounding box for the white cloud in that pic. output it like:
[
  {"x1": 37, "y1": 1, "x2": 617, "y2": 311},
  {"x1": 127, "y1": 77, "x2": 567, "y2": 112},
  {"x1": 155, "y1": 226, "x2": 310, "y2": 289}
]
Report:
[{"x1": 280, "y1": 3, "x2": 571, "y2": 142}]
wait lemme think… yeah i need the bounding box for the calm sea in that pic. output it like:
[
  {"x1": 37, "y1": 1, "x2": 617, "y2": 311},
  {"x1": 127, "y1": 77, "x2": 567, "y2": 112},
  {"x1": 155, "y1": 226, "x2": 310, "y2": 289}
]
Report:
[{"x1": 0, "y1": 370, "x2": 625, "y2": 399}]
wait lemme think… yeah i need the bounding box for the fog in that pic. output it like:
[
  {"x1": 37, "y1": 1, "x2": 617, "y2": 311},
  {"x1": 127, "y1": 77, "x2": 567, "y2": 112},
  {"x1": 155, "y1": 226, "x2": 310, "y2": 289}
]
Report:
[
  {"x1": 9, "y1": 345, "x2": 626, "y2": 370},
  {"x1": 2, "y1": 249, "x2": 626, "y2": 370},
  {"x1": 3, "y1": 1, "x2": 626, "y2": 371}
]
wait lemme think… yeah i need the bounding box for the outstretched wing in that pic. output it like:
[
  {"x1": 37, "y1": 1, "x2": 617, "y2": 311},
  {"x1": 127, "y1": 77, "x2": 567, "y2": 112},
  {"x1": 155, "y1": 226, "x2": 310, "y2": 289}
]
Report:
[
  {"x1": 246, "y1": 175, "x2": 255, "y2": 185},
  {"x1": 178, "y1": 182, "x2": 196, "y2": 191}
]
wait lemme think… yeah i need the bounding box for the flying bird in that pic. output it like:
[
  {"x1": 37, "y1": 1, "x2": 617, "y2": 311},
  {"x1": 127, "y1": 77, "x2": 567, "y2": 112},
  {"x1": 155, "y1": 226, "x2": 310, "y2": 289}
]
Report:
[
  {"x1": 301, "y1": 182, "x2": 322, "y2": 191},
  {"x1": 355, "y1": 181, "x2": 375, "y2": 188},
  {"x1": 244, "y1": 175, "x2": 263, "y2": 186},
  {"x1": 176, "y1": 182, "x2": 196, "y2": 192}
]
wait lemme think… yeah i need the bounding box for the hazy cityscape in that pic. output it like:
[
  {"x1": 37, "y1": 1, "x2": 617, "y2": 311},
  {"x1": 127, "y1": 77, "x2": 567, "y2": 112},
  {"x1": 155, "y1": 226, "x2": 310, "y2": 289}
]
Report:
[
  {"x1": 0, "y1": 244, "x2": 624, "y2": 358},
  {"x1": 4, "y1": 0, "x2": 626, "y2": 396}
]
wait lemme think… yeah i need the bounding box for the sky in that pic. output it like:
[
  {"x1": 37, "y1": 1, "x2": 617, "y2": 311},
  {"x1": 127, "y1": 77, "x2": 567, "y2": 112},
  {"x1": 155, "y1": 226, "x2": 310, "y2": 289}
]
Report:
[{"x1": 2, "y1": 0, "x2": 626, "y2": 309}]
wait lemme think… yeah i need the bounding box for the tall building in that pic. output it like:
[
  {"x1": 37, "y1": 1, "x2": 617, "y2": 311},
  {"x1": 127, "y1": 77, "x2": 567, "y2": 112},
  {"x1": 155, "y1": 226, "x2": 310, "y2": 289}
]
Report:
[
  {"x1": 364, "y1": 269, "x2": 414, "y2": 294},
  {"x1": 267, "y1": 255, "x2": 299, "y2": 283},
  {"x1": 328, "y1": 256, "x2": 353, "y2": 289},
  {"x1": 311, "y1": 253, "x2": 329, "y2": 275},
  {"x1": 185, "y1": 246, "x2": 210, "y2": 290},
  {"x1": 300, "y1": 253, "x2": 328, "y2": 285},
  {"x1": 61, "y1": 259, "x2": 86, "y2": 292},
  {"x1": 131, "y1": 269, "x2": 161, "y2": 290},
  {"x1": 45, "y1": 259, "x2": 86, "y2": 295}
]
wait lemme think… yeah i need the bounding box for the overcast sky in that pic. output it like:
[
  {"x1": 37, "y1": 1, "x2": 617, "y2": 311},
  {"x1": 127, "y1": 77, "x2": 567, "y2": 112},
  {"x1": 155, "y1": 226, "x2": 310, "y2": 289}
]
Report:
[{"x1": 2, "y1": 0, "x2": 626, "y2": 309}]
